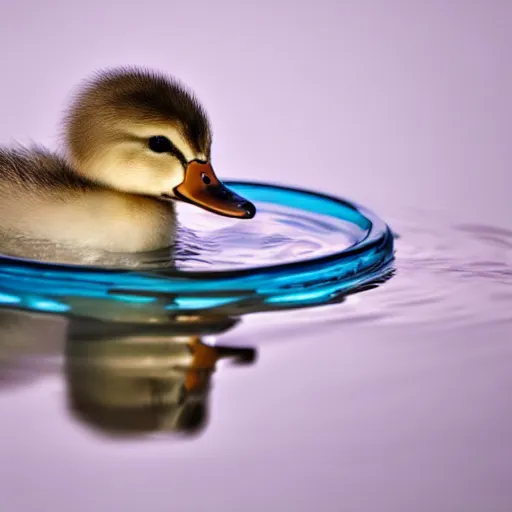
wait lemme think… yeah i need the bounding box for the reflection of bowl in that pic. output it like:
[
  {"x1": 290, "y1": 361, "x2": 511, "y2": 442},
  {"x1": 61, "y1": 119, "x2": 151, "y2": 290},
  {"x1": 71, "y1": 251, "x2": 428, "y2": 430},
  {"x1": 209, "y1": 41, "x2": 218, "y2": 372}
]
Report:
[{"x1": 0, "y1": 182, "x2": 394, "y2": 321}]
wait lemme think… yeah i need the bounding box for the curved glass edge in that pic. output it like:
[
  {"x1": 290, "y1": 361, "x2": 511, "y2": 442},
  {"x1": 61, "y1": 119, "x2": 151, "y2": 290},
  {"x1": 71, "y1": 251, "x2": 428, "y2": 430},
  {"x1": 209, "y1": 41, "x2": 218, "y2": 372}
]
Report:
[{"x1": 0, "y1": 182, "x2": 395, "y2": 317}]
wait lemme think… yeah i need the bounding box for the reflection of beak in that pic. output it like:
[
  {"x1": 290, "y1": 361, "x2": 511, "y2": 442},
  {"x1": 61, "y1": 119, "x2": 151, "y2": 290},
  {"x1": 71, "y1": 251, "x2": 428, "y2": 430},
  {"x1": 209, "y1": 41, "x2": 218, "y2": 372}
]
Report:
[{"x1": 172, "y1": 161, "x2": 256, "y2": 219}]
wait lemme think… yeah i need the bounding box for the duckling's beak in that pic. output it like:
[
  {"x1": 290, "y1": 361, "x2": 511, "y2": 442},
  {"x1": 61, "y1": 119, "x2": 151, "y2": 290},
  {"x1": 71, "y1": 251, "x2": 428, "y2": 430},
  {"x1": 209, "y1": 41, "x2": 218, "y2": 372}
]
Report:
[{"x1": 172, "y1": 161, "x2": 256, "y2": 219}]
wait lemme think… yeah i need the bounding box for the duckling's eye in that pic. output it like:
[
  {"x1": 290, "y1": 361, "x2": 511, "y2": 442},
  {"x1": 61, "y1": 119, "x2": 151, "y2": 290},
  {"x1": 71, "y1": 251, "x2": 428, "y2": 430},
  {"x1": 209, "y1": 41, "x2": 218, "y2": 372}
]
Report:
[{"x1": 148, "y1": 136, "x2": 173, "y2": 153}]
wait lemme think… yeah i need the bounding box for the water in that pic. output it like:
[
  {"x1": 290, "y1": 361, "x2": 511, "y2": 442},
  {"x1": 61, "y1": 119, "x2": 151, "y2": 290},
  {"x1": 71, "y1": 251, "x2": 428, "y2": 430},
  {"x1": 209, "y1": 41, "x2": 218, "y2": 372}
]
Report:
[{"x1": 0, "y1": 202, "x2": 511, "y2": 511}]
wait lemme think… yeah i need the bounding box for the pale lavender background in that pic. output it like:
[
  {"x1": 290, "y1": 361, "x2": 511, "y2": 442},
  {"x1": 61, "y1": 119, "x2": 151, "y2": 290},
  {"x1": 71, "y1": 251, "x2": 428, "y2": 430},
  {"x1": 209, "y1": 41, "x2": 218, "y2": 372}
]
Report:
[
  {"x1": 0, "y1": 1, "x2": 511, "y2": 511},
  {"x1": 0, "y1": 0, "x2": 510, "y2": 227}
]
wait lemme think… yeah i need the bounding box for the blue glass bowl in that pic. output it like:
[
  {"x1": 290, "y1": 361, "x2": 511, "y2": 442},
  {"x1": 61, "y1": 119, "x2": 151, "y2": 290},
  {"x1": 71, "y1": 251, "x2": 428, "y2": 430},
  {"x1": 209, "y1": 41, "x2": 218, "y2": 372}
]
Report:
[{"x1": 0, "y1": 182, "x2": 395, "y2": 321}]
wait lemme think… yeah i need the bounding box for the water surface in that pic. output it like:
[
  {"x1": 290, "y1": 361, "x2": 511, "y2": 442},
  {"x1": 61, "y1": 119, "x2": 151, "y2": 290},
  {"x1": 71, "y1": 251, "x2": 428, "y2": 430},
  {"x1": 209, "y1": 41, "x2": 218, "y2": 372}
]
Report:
[{"x1": 0, "y1": 205, "x2": 511, "y2": 512}]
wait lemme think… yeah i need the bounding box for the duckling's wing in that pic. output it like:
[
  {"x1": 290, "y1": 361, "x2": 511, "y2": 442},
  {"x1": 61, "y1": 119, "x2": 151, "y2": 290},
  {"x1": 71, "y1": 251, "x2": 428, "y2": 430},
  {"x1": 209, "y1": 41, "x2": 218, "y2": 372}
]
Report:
[{"x1": 0, "y1": 146, "x2": 94, "y2": 200}]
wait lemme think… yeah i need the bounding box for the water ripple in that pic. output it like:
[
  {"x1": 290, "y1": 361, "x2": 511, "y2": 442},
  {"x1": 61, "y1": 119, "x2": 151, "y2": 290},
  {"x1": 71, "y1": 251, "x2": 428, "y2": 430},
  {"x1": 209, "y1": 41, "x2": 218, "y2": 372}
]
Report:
[
  {"x1": 171, "y1": 202, "x2": 364, "y2": 271},
  {"x1": 238, "y1": 213, "x2": 512, "y2": 332}
]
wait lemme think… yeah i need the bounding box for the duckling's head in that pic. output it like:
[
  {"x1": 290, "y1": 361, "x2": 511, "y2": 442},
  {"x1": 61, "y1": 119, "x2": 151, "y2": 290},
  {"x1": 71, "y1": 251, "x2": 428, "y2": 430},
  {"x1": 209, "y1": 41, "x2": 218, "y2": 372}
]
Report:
[{"x1": 64, "y1": 68, "x2": 255, "y2": 219}]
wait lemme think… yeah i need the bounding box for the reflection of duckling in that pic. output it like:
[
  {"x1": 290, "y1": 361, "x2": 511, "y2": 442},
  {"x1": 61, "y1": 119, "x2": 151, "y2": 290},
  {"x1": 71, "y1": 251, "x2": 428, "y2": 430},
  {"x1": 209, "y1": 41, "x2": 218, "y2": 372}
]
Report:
[
  {"x1": 0, "y1": 306, "x2": 256, "y2": 436},
  {"x1": 66, "y1": 333, "x2": 256, "y2": 436},
  {"x1": 0, "y1": 68, "x2": 255, "y2": 261}
]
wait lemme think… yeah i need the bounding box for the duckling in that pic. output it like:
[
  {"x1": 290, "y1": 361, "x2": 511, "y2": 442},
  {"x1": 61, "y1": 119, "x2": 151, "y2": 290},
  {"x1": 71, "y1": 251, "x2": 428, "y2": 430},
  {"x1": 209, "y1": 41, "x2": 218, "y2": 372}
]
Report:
[{"x1": 0, "y1": 68, "x2": 255, "y2": 260}]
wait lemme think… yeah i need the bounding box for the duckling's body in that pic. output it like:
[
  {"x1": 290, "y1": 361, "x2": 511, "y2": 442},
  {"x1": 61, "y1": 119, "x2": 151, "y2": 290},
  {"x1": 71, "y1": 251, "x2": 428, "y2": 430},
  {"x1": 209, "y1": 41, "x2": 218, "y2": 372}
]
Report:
[
  {"x1": 0, "y1": 68, "x2": 254, "y2": 264},
  {"x1": 0, "y1": 147, "x2": 175, "y2": 254}
]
